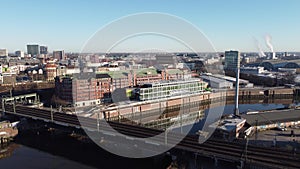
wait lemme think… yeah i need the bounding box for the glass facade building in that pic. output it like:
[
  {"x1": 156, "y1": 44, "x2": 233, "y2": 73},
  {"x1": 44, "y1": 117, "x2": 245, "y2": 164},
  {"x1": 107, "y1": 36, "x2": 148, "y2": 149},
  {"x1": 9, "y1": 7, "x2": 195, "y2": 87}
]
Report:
[
  {"x1": 27, "y1": 44, "x2": 40, "y2": 57},
  {"x1": 224, "y1": 50, "x2": 240, "y2": 70},
  {"x1": 136, "y1": 78, "x2": 206, "y2": 101}
]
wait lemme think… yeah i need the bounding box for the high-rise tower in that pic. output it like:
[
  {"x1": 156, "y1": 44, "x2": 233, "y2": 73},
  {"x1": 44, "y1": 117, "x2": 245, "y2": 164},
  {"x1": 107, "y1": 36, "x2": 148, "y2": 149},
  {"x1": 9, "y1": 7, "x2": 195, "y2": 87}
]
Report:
[{"x1": 225, "y1": 50, "x2": 240, "y2": 115}]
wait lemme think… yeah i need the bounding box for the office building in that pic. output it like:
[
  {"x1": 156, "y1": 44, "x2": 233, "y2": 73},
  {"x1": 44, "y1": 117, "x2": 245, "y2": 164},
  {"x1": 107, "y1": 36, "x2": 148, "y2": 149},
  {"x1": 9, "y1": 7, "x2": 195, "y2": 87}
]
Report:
[
  {"x1": 27, "y1": 44, "x2": 40, "y2": 57},
  {"x1": 225, "y1": 50, "x2": 240, "y2": 115},
  {"x1": 224, "y1": 50, "x2": 240, "y2": 70},
  {"x1": 15, "y1": 50, "x2": 24, "y2": 58},
  {"x1": 134, "y1": 78, "x2": 207, "y2": 101},
  {"x1": 53, "y1": 50, "x2": 65, "y2": 61},
  {"x1": 40, "y1": 46, "x2": 48, "y2": 54}
]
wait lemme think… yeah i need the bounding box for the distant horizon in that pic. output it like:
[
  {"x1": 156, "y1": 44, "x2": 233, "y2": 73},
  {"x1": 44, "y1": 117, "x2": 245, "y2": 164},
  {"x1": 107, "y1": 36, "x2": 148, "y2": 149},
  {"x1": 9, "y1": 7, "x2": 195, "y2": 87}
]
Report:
[{"x1": 4, "y1": 50, "x2": 300, "y2": 55}]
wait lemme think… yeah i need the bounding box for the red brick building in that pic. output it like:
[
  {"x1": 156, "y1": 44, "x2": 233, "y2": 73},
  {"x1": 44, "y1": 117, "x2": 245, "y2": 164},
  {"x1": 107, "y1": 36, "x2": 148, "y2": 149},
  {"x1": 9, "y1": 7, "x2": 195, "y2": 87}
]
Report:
[
  {"x1": 55, "y1": 73, "x2": 112, "y2": 107},
  {"x1": 55, "y1": 68, "x2": 192, "y2": 107},
  {"x1": 45, "y1": 63, "x2": 57, "y2": 81}
]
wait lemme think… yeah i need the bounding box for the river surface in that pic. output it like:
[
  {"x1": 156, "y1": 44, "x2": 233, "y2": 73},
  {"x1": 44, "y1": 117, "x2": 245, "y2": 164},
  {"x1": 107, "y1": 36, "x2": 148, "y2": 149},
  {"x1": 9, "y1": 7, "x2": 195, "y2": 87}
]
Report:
[{"x1": 0, "y1": 99, "x2": 297, "y2": 169}]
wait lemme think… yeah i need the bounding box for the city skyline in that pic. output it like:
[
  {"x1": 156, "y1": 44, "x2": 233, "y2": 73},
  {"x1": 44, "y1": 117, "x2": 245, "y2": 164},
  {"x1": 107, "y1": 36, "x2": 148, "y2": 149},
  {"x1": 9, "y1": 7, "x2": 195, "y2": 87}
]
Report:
[{"x1": 1, "y1": 0, "x2": 300, "y2": 52}]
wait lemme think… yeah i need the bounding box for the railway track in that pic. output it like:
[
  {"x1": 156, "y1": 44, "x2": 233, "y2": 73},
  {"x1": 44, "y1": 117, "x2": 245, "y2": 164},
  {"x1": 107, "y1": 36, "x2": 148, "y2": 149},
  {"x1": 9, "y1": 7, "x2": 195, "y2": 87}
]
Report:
[{"x1": 2, "y1": 104, "x2": 300, "y2": 168}]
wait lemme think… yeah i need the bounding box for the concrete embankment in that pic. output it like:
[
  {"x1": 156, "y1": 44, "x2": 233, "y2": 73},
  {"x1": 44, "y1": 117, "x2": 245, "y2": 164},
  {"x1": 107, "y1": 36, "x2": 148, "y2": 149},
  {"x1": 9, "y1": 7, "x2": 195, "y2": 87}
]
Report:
[{"x1": 105, "y1": 88, "x2": 296, "y2": 118}]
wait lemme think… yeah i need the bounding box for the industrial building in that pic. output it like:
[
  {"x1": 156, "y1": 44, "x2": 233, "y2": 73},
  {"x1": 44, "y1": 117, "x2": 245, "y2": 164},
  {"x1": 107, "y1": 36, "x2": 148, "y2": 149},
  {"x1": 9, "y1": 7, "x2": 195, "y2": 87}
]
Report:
[
  {"x1": 246, "y1": 59, "x2": 300, "y2": 71},
  {"x1": 210, "y1": 115, "x2": 246, "y2": 139},
  {"x1": 212, "y1": 74, "x2": 253, "y2": 88},
  {"x1": 201, "y1": 74, "x2": 253, "y2": 89},
  {"x1": 241, "y1": 109, "x2": 300, "y2": 131},
  {"x1": 201, "y1": 75, "x2": 233, "y2": 89},
  {"x1": 240, "y1": 66, "x2": 265, "y2": 75}
]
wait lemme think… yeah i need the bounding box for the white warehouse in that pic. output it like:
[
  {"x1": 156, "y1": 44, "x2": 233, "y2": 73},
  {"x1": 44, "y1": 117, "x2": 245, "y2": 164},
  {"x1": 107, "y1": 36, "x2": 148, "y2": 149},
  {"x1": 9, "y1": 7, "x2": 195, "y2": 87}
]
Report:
[{"x1": 201, "y1": 75, "x2": 233, "y2": 89}]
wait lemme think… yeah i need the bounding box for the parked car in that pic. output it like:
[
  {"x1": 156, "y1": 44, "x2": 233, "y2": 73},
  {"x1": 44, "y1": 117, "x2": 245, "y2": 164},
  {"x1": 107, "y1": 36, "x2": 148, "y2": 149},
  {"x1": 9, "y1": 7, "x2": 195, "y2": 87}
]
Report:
[{"x1": 275, "y1": 126, "x2": 287, "y2": 131}]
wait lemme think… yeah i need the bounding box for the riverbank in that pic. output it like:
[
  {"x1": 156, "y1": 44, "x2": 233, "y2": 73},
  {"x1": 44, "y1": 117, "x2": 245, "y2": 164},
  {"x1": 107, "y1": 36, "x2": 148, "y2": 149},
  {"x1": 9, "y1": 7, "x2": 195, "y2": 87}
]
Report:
[
  {"x1": 2, "y1": 99, "x2": 299, "y2": 169},
  {"x1": 99, "y1": 87, "x2": 296, "y2": 119}
]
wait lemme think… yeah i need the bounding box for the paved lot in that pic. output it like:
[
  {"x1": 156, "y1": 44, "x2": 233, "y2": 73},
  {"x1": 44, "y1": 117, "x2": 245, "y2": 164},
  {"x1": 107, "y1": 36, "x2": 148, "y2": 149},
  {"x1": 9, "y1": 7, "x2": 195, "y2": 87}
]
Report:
[
  {"x1": 248, "y1": 127, "x2": 300, "y2": 151},
  {"x1": 241, "y1": 109, "x2": 300, "y2": 126}
]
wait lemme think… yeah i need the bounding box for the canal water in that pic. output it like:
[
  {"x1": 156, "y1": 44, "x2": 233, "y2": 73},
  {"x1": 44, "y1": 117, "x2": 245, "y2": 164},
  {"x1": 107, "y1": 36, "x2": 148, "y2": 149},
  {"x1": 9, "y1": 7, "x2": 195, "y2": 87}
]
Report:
[{"x1": 0, "y1": 99, "x2": 297, "y2": 169}]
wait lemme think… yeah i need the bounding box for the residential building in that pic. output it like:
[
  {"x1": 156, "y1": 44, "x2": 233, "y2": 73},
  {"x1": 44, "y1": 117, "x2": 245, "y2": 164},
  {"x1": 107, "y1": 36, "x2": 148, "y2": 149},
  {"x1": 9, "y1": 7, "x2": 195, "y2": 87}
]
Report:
[{"x1": 45, "y1": 63, "x2": 57, "y2": 81}]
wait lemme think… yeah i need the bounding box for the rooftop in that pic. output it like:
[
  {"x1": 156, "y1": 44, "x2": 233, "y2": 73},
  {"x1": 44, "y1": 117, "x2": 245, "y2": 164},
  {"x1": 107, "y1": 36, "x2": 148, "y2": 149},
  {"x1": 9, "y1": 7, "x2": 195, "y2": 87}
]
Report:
[
  {"x1": 201, "y1": 75, "x2": 228, "y2": 84},
  {"x1": 135, "y1": 68, "x2": 158, "y2": 77},
  {"x1": 97, "y1": 70, "x2": 129, "y2": 79},
  {"x1": 241, "y1": 109, "x2": 300, "y2": 126},
  {"x1": 166, "y1": 69, "x2": 183, "y2": 75},
  {"x1": 210, "y1": 115, "x2": 246, "y2": 132}
]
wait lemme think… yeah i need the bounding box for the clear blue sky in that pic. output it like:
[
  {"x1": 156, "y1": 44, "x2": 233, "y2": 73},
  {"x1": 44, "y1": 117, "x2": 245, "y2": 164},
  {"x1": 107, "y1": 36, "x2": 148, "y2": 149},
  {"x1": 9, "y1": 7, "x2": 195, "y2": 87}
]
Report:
[{"x1": 1, "y1": 0, "x2": 300, "y2": 53}]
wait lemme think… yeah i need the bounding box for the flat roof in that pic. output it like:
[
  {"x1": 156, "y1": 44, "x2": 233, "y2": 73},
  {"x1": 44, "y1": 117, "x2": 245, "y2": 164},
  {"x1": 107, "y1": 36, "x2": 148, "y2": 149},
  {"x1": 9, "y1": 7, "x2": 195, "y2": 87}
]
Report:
[
  {"x1": 135, "y1": 68, "x2": 158, "y2": 77},
  {"x1": 240, "y1": 109, "x2": 300, "y2": 126},
  {"x1": 212, "y1": 74, "x2": 249, "y2": 84},
  {"x1": 143, "y1": 78, "x2": 202, "y2": 86},
  {"x1": 209, "y1": 116, "x2": 246, "y2": 132},
  {"x1": 166, "y1": 69, "x2": 183, "y2": 75},
  {"x1": 201, "y1": 75, "x2": 229, "y2": 84},
  {"x1": 97, "y1": 70, "x2": 129, "y2": 79}
]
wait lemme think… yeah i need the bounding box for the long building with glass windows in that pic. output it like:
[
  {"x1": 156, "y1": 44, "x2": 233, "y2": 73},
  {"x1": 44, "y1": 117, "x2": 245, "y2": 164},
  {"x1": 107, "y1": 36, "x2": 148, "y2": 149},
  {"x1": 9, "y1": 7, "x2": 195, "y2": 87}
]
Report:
[{"x1": 134, "y1": 78, "x2": 207, "y2": 101}]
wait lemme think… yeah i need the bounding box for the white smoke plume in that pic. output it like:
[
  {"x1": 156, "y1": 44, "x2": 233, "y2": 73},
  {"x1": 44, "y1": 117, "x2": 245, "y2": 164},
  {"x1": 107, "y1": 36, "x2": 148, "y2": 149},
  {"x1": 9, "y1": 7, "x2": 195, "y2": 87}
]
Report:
[
  {"x1": 254, "y1": 38, "x2": 266, "y2": 57},
  {"x1": 265, "y1": 34, "x2": 274, "y2": 52}
]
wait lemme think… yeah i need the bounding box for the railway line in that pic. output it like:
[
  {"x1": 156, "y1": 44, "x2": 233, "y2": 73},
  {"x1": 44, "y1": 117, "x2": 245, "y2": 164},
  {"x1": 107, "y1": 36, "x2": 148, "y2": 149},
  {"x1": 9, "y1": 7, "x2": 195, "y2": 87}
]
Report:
[{"x1": 2, "y1": 104, "x2": 300, "y2": 168}]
